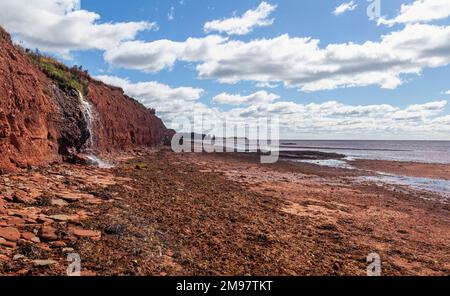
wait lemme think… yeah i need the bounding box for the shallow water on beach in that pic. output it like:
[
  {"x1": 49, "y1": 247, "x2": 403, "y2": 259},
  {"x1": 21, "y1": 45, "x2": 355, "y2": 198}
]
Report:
[
  {"x1": 358, "y1": 173, "x2": 450, "y2": 198},
  {"x1": 86, "y1": 155, "x2": 114, "y2": 169},
  {"x1": 293, "y1": 158, "x2": 355, "y2": 169}
]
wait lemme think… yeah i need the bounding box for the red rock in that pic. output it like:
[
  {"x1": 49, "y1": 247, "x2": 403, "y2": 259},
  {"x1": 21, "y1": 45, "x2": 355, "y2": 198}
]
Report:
[
  {"x1": 56, "y1": 192, "x2": 82, "y2": 202},
  {"x1": 31, "y1": 237, "x2": 41, "y2": 243},
  {"x1": 37, "y1": 215, "x2": 53, "y2": 224},
  {"x1": 0, "y1": 226, "x2": 20, "y2": 241},
  {"x1": 36, "y1": 243, "x2": 52, "y2": 252},
  {"x1": 21, "y1": 231, "x2": 36, "y2": 240},
  {"x1": 81, "y1": 270, "x2": 97, "y2": 276},
  {"x1": 49, "y1": 214, "x2": 78, "y2": 222},
  {"x1": 70, "y1": 227, "x2": 101, "y2": 239},
  {"x1": 38, "y1": 226, "x2": 58, "y2": 241},
  {"x1": 33, "y1": 259, "x2": 57, "y2": 267},
  {"x1": 7, "y1": 216, "x2": 25, "y2": 227},
  {"x1": 50, "y1": 240, "x2": 66, "y2": 247},
  {"x1": 12, "y1": 191, "x2": 32, "y2": 204},
  {"x1": 0, "y1": 237, "x2": 17, "y2": 248}
]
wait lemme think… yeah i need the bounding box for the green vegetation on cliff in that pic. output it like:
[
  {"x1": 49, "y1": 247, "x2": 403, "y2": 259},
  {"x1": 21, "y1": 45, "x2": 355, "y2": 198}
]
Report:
[{"x1": 26, "y1": 49, "x2": 87, "y2": 95}]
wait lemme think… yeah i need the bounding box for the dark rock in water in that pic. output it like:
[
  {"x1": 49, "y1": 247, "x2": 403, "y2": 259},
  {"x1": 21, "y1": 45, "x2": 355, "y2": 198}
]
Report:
[{"x1": 279, "y1": 150, "x2": 346, "y2": 160}]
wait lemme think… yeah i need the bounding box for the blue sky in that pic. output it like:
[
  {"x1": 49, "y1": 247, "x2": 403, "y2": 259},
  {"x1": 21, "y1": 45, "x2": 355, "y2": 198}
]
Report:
[
  {"x1": 80, "y1": 0, "x2": 450, "y2": 107},
  {"x1": 1, "y1": 0, "x2": 450, "y2": 139}
]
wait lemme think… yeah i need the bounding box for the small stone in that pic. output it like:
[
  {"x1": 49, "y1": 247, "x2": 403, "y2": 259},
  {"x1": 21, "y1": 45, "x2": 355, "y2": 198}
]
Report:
[
  {"x1": 0, "y1": 226, "x2": 21, "y2": 242},
  {"x1": 62, "y1": 247, "x2": 74, "y2": 253},
  {"x1": 32, "y1": 259, "x2": 57, "y2": 267}
]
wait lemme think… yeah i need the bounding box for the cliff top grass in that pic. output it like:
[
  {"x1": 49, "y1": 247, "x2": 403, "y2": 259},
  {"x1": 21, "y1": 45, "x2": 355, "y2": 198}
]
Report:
[{"x1": 26, "y1": 49, "x2": 87, "y2": 95}]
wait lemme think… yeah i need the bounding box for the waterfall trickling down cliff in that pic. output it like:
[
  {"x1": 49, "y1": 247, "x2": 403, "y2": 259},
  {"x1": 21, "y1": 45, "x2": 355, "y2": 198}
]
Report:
[
  {"x1": 78, "y1": 91, "x2": 113, "y2": 169},
  {"x1": 78, "y1": 91, "x2": 94, "y2": 148}
]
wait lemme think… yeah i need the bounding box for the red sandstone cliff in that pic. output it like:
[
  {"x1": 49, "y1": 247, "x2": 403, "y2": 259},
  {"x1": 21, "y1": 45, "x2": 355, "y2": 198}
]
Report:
[
  {"x1": 87, "y1": 79, "x2": 169, "y2": 152},
  {"x1": 0, "y1": 26, "x2": 172, "y2": 171}
]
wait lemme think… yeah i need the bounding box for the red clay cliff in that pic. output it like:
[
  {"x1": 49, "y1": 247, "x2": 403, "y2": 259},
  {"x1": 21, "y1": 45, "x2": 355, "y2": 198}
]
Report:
[{"x1": 0, "y1": 26, "x2": 172, "y2": 170}]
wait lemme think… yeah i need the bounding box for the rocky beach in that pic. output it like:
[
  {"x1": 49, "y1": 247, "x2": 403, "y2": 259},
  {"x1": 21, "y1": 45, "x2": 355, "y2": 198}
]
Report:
[{"x1": 0, "y1": 149, "x2": 448, "y2": 275}]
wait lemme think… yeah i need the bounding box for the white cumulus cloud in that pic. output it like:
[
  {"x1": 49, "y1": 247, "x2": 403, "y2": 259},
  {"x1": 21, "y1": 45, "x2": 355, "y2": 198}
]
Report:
[
  {"x1": 378, "y1": 0, "x2": 450, "y2": 26},
  {"x1": 212, "y1": 91, "x2": 280, "y2": 105},
  {"x1": 0, "y1": 0, "x2": 156, "y2": 56},
  {"x1": 95, "y1": 75, "x2": 204, "y2": 106},
  {"x1": 104, "y1": 23, "x2": 450, "y2": 91},
  {"x1": 333, "y1": 1, "x2": 357, "y2": 16},
  {"x1": 204, "y1": 1, "x2": 277, "y2": 35}
]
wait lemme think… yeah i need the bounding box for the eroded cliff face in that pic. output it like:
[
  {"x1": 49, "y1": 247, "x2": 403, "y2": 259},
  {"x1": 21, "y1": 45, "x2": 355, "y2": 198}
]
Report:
[
  {"x1": 0, "y1": 26, "x2": 172, "y2": 171},
  {"x1": 87, "y1": 79, "x2": 170, "y2": 152},
  {"x1": 0, "y1": 27, "x2": 60, "y2": 170}
]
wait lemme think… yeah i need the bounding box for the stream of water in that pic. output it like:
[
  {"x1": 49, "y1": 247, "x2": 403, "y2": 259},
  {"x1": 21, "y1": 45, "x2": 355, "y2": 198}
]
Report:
[{"x1": 78, "y1": 91, "x2": 113, "y2": 169}]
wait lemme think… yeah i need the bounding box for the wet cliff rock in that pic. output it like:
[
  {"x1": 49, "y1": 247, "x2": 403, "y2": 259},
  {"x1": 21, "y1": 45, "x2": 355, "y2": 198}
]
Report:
[{"x1": 0, "y1": 26, "x2": 172, "y2": 171}]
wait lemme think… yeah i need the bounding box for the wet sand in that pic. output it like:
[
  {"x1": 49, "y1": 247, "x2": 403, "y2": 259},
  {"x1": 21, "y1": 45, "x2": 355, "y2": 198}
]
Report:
[{"x1": 0, "y1": 150, "x2": 449, "y2": 275}]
